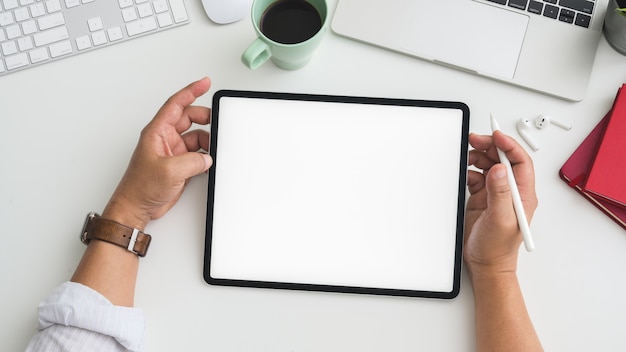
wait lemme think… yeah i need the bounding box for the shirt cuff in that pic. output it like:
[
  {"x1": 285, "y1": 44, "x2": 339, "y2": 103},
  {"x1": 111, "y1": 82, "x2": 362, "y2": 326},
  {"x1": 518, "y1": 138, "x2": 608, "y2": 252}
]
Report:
[{"x1": 37, "y1": 281, "x2": 145, "y2": 351}]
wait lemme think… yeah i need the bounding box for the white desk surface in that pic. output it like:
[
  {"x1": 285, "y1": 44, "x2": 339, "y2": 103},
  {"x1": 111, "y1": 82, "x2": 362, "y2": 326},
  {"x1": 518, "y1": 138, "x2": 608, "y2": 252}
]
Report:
[{"x1": 3, "y1": 1, "x2": 626, "y2": 351}]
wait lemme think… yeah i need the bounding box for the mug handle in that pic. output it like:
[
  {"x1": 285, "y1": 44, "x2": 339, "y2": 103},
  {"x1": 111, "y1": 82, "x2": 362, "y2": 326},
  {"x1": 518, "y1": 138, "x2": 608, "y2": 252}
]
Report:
[{"x1": 241, "y1": 39, "x2": 272, "y2": 70}]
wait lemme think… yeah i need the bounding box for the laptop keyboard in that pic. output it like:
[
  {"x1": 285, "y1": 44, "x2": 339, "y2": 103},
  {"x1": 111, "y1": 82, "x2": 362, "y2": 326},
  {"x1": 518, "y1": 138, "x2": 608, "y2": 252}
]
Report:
[
  {"x1": 0, "y1": 0, "x2": 189, "y2": 76},
  {"x1": 484, "y1": 0, "x2": 595, "y2": 28}
]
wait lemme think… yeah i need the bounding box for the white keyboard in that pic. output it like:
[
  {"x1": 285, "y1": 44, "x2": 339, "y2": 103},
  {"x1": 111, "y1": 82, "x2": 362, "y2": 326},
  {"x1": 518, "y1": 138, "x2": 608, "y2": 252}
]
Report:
[{"x1": 0, "y1": 0, "x2": 189, "y2": 76}]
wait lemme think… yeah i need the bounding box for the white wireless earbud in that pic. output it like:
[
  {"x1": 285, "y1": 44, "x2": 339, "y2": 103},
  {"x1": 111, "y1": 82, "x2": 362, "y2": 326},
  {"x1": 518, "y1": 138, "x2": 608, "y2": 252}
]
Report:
[
  {"x1": 534, "y1": 114, "x2": 572, "y2": 130},
  {"x1": 517, "y1": 118, "x2": 540, "y2": 151}
]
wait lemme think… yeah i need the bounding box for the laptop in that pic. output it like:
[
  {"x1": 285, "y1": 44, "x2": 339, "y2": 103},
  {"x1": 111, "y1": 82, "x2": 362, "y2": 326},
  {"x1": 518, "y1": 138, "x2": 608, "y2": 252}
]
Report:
[{"x1": 332, "y1": 0, "x2": 609, "y2": 101}]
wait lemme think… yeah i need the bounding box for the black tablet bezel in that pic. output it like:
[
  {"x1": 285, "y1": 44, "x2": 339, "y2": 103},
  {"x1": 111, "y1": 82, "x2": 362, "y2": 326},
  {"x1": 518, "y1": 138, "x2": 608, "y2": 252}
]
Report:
[{"x1": 204, "y1": 90, "x2": 470, "y2": 299}]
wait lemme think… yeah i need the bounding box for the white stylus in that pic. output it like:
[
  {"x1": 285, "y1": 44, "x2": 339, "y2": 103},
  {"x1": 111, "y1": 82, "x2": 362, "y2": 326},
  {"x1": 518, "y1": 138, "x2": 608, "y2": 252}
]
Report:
[{"x1": 490, "y1": 114, "x2": 535, "y2": 252}]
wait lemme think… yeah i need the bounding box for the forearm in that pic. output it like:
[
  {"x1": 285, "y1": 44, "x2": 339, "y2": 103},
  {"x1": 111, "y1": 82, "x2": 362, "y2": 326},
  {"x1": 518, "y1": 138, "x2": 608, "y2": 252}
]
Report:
[{"x1": 470, "y1": 271, "x2": 543, "y2": 352}]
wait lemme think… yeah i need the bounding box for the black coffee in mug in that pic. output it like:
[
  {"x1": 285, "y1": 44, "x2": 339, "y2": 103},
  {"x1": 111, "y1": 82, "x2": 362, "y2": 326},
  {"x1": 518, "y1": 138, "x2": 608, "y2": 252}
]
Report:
[{"x1": 260, "y1": 0, "x2": 322, "y2": 45}]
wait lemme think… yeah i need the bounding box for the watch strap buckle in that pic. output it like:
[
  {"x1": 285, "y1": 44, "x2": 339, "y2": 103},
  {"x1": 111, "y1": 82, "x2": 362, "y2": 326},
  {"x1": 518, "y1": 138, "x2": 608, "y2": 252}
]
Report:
[{"x1": 127, "y1": 228, "x2": 139, "y2": 255}]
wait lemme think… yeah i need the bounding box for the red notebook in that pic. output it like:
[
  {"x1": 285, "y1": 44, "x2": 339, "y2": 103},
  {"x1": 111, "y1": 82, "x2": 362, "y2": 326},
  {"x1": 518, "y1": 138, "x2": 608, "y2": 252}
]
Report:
[
  {"x1": 560, "y1": 111, "x2": 626, "y2": 231},
  {"x1": 583, "y1": 84, "x2": 626, "y2": 208}
]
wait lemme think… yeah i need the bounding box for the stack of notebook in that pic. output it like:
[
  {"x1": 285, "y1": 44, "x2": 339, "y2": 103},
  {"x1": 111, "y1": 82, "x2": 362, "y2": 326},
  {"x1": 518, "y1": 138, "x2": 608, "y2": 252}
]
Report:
[{"x1": 560, "y1": 85, "x2": 626, "y2": 230}]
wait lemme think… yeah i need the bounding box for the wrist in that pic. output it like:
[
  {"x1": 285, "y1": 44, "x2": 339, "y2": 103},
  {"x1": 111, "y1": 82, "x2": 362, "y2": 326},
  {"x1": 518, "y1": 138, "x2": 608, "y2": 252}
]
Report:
[
  {"x1": 466, "y1": 261, "x2": 518, "y2": 287},
  {"x1": 102, "y1": 195, "x2": 150, "y2": 231},
  {"x1": 467, "y1": 268, "x2": 522, "y2": 313}
]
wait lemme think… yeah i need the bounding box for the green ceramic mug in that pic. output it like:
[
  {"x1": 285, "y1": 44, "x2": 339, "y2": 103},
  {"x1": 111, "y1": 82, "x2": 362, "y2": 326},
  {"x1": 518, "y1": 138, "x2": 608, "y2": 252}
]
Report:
[{"x1": 241, "y1": 0, "x2": 328, "y2": 70}]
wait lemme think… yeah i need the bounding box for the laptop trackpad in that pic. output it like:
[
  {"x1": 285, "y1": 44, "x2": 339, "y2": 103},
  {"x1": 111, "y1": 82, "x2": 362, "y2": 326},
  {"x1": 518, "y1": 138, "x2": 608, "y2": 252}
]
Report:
[
  {"x1": 422, "y1": 4, "x2": 529, "y2": 79},
  {"x1": 333, "y1": 1, "x2": 529, "y2": 80}
]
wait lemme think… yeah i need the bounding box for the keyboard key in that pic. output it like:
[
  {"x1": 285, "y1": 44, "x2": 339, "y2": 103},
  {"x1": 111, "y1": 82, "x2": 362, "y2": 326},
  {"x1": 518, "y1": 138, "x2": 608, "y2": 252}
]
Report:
[
  {"x1": 49, "y1": 39, "x2": 72, "y2": 57},
  {"x1": 137, "y1": 3, "x2": 152, "y2": 18},
  {"x1": 575, "y1": 12, "x2": 591, "y2": 28},
  {"x1": 3, "y1": 0, "x2": 19, "y2": 10},
  {"x1": 559, "y1": 8, "x2": 575, "y2": 24},
  {"x1": 157, "y1": 12, "x2": 172, "y2": 27},
  {"x1": 33, "y1": 26, "x2": 68, "y2": 46},
  {"x1": 65, "y1": 0, "x2": 80, "y2": 8},
  {"x1": 107, "y1": 26, "x2": 123, "y2": 41},
  {"x1": 559, "y1": 0, "x2": 594, "y2": 14},
  {"x1": 544, "y1": 4, "x2": 559, "y2": 19},
  {"x1": 91, "y1": 30, "x2": 107, "y2": 45},
  {"x1": 17, "y1": 36, "x2": 33, "y2": 51},
  {"x1": 1, "y1": 40, "x2": 18, "y2": 55},
  {"x1": 487, "y1": 0, "x2": 507, "y2": 5},
  {"x1": 118, "y1": 0, "x2": 133, "y2": 8},
  {"x1": 45, "y1": 0, "x2": 61, "y2": 13},
  {"x1": 528, "y1": 0, "x2": 543, "y2": 14},
  {"x1": 126, "y1": 16, "x2": 157, "y2": 36},
  {"x1": 14, "y1": 6, "x2": 30, "y2": 21},
  {"x1": 21, "y1": 19, "x2": 37, "y2": 35},
  {"x1": 0, "y1": 11, "x2": 15, "y2": 26},
  {"x1": 38, "y1": 12, "x2": 65, "y2": 30},
  {"x1": 121, "y1": 7, "x2": 137, "y2": 22},
  {"x1": 5, "y1": 24, "x2": 21, "y2": 39},
  {"x1": 29, "y1": 47, "x2": 49, "y2": 62},
  {"x1": 169, "y1": 0, "x2": 188, "y2": 23},
  {"x1": 75, "y1": 34, "x2": 91, "y2": 50},
  {"x1": 508, "y1": 0, "x2": 527, "y2": 10},
  {"x1": 87, "y1": 16, "x2": 103, "y2": 31},
  {"x1": 29, "y1": 2, "x2": 45, "y2": 17},
  {"x1": 153, "y1": 0, "x2": 168, "y2": 13},
  {"x1": 5, "y1": 52, "x2": 29, "y2": 70}
]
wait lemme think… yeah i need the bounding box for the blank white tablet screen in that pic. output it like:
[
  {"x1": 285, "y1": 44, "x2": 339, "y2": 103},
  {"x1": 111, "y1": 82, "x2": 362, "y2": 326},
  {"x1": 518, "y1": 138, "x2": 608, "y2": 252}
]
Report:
[{"x1": 208, "y1": 94, "x2": 466, "y2": 295}]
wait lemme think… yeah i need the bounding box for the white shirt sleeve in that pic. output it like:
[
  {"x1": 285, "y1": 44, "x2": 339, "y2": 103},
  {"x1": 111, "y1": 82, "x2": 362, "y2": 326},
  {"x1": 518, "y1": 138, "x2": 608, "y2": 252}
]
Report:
[{"x1": 25, "y1": 281, "x2": 145, "y2": 352}]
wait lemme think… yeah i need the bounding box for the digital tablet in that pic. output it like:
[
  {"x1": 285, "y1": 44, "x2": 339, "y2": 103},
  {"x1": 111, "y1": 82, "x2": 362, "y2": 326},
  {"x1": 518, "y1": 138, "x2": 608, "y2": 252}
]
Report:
[{"x1": 204, "y1": 90, "x2": 470, "y2": 299}]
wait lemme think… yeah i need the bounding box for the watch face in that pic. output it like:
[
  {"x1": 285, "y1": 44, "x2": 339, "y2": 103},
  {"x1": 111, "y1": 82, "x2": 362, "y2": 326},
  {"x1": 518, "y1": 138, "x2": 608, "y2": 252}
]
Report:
[{"x1": 80, "y1": 212, "x2": 98, "y2": 243}]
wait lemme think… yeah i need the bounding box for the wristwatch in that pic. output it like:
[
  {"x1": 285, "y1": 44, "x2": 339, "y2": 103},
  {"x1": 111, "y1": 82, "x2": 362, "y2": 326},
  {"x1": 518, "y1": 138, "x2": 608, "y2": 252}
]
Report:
[{"x1": 80, "y1": 212, "x2": 151, "y2": 257}]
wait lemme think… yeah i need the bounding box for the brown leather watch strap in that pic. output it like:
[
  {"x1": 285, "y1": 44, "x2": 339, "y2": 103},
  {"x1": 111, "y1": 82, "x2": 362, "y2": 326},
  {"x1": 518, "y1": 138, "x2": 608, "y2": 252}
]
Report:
[{"x1": 81, "y1": 213, "x2": 151, "y2": 257}]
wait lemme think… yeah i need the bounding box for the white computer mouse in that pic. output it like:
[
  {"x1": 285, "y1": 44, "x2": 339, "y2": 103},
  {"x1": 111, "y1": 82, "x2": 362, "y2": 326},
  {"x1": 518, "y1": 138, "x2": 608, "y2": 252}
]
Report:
[{"x1": 201, "y1": 0, "x2": 252, "y2": 24}]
